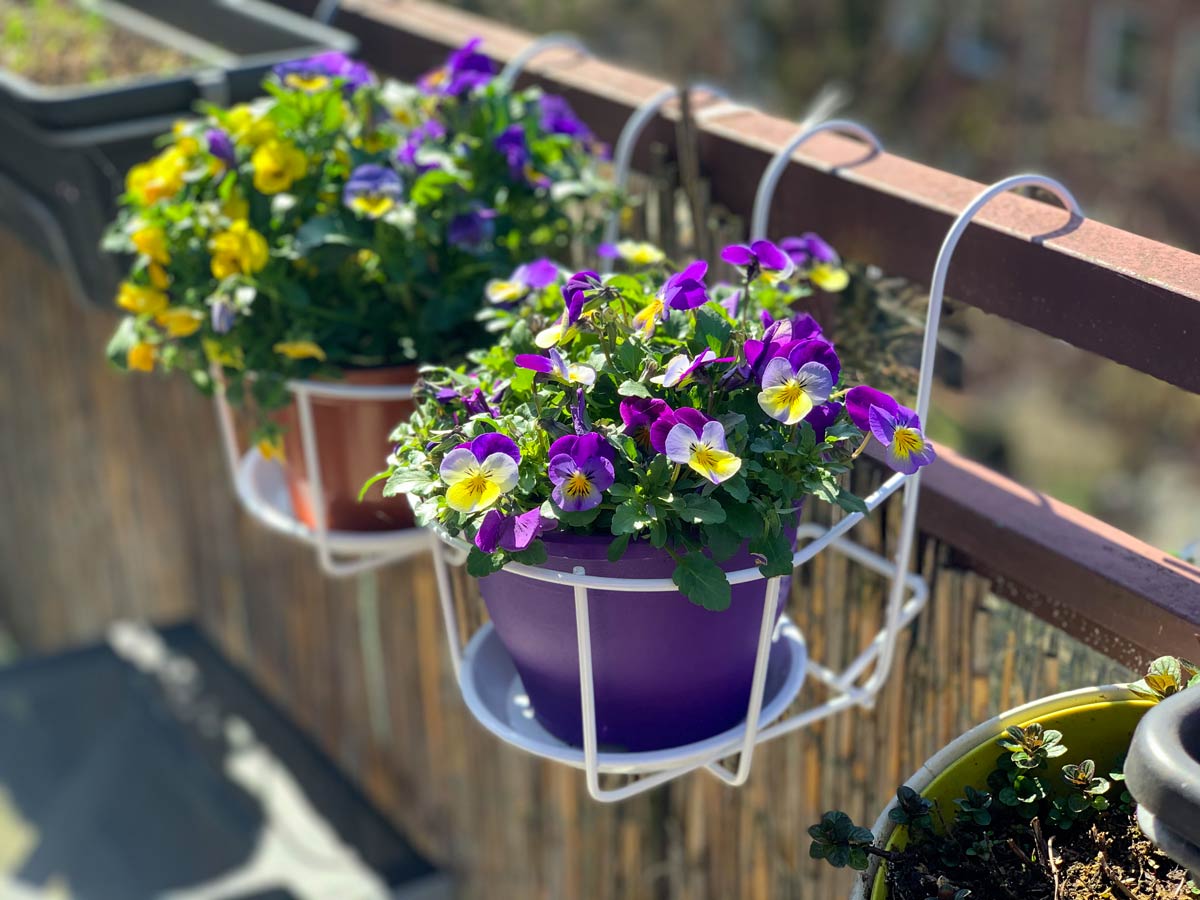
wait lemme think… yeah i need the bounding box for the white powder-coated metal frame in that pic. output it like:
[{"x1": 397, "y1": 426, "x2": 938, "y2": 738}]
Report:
[{"x1": 432, "y1": 169, "x2": 1083, "y2": 802}]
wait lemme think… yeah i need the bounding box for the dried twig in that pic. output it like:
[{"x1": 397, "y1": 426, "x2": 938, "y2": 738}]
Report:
[{"x1": 1099, "y1": 850, "x2": 1139, "y2": 900}]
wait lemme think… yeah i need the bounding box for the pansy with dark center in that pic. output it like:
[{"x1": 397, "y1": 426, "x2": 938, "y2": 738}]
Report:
[
  {"x1": 664, "y1": 419, "x2": 741, "y2": 485},
  {"x1": 515, "y1": 347, "x2": 596, "y2": 386},
  {"x1": 758, "y1": 357, "x2": 835, "y2": 425},
  {"x1": 619, "y1": 397, "x2": 671, "y2": 452},
  {"x1": 548, "y1": 433, "x2": 616, "y2": 512},
  {"x1": 439, "y1": 433, "x2": 521, "y2": 514},
  {"x1": 845, "y1": 386, "x2": 937, "y2": 475}
]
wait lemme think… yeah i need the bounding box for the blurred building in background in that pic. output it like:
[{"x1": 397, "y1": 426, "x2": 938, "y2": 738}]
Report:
[{"x1": 458, "y1": 0, "x2": 1200, "y2": 554}]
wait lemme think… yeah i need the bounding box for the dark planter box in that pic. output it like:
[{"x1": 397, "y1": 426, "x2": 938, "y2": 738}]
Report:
[{"x1": 0, "y1": 0, "x2": 356, "y2": 307}]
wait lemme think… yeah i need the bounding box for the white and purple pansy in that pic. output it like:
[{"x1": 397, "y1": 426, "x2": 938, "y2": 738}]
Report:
[
  {"x1": 514, "y1": 347, "x2": 596, "y2": 386},
  {"x1": 650, "y1": 349, "x2": 729, "y2": 388},
  {"x1": 780, "y1": 233, "x2": 850, "y2": 292},
  {"x1": 664, "y1": 417, "x2": 742, "y2": 485},
  {"x1": 757, "y1": 357, "x2": 835, "y2": 425},
  {"x1": 343, "y1": 164, "x2": 404, "y2": 219},
  {"x1": 548, "y1": 432, "x2": 616, "y2": 512},
  {"x1": 845, "y1": 386, "x2": 937, "y2": 475},
  {"x1": 485, "y1": 258, "x2": 559, "y2": 306},
  {"x1": 535, "y1": 270, "x2": 600, "y2": 347},
  {"x1": 439, "y1": 433, "x2": 521, "y2": 514}
]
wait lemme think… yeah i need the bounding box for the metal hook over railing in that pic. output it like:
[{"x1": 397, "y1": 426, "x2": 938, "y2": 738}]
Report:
[
  {"x1": 602, "y1": 82, "x2": 732, "y2": 246},
  {"x1": 750, "y1": 118, "x2": 883, "y2": 241},
  {"x1": 858, "y1": 174, "x2": 1082, "y2": 698},
  {"x1": 497, "y1": 33, "x2": 590, "y2": 90}
]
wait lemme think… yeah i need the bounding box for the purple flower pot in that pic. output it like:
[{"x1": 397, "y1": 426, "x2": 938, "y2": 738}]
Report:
[{"x1": 477, "y1": 529, "x2": 795, "y2": 752}]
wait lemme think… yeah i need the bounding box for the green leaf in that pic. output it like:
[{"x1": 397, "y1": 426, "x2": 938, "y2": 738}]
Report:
[
  {"x1": 510, "y1": 542, "x2": 548, "y2": 566},
  {"x1": 835, "y1": 489, "x2": 870, "y2": 514},
  {"x1": 611, "y1": 500, "x2": 647, "y2": 535},
  {"x1": 411, "y1": 169, "x2": 464, "y2": 206},
  {"x1": 618, "y1": 379, "x2": 651, "y2": 398},
  {"x1": 607, "y1": 533, "x2": 631, "y2": 563},
  {"x1": 721, "y1": 475, "x2": 750, "y2": 503},
  {"x1": 704, "y1": 525, "x2": 742, "y2": 563},
  {"x1": 672, "y1": 553, "x2": 731, "y2": 611},
  {"x1": 676, "y1": 495, "x2": 727, "y2": 525},
  {"x1": 295, "y1": 215, "x2": 354, "y2": 253},
  {"x1": 359, "y1": 469, "x2": 391, "y2": 501},
  {"x1": 724, "y1": 502, "x2": 762, "y2": 540},
  {"x1": 383, "y1": 467, "x2": 431, "y2": 496},
  {"x1": 467, "y1": 547, "x2": 502, "y2": 577},
  {"x1": 751, "y1": 527, "x2": 794, "y2": 578}
]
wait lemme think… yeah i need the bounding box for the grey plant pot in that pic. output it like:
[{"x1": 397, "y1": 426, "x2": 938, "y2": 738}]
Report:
[
  {"x1": 0, "y1": 0, "x2": 356, "y2": 308},
  {"x1": 1126, "y1": 687, "x2": 1200, "y2": 882}
]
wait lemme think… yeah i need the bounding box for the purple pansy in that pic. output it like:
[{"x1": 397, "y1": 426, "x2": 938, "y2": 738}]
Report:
[
  {"x1": 844, "y1": 387, "x2": 936, "y2": 476},
  {"x1": 474, "y1": 507, "x2": 557, "y2": 553},
  {"x1": 420, "y1": 37, "x2": 496, "y2": 96},
  {"x1": 661, "y1": 260, "x2": 710, "y2": 310},
  {"x1": 780, "y1": 233, "x2": 839, "y2": 267},
  {"x1": 515, "y1": 347, "x2": 596, "y2": 386},
  {"x1": 619, "y1": 397, "x2": 671, "y2": 452},
  {"x1": 462, "y1": 388, "x2": 498, "y2": 417},
  {"x1": 447, "y1": 205, "x2": 497, "y2": 250},
  {"x1": 273, "y1": 52, "x2": 373, "y2": 95},
  {"x1": 806, "y1": 401, "x2": 843, "y2": 443},
  {"x1": 342, "y1": 164, "x2": 404, "y2": 218},
  {"x1": 539, "y1": 94, "x2": 593, "y2": 141},
  {"x1": 536, "y1": 270, "x2": 600, "y2": 347},
  {"x1": 206, "y1": 129, "x2": 235, "y2": 167},
  {"x1": 396, "y1": 120, "x2": 447, "y2": 172},
  {"x1": 549, "y1": 432, "x2": 616, "y2": 512},
  {"x1": 745, "y1": 334, "x2": 841, "y2": 385},
  {"x1": 720, "y1": 239, "x2": 796, "y2": 284},
  {"x1": 485, "y1": 258, "x2": 560, "y2": 306}
]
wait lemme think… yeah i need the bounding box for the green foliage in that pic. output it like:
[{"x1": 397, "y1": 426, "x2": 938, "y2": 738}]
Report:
[
  {"x1": 888, "y1": 786, "x2": 935, "y2": 831},
  {"x1": 996, "y1": 723, "x2": 1066, "y2": 770},
  {"x1": 103, "y1": 48, "x2": 613, "y2": 437},
  {"x1": 1129, "y1": 656, "x2": 1200, "y2": 701},
  {"x1": 808, "y1": 811, "x2": 876, "y2": 871}
]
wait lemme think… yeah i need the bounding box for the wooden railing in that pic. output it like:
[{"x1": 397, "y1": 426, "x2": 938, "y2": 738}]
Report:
[{"x1": 283, "y1": 0, "x2": 1200, "y2": 667}]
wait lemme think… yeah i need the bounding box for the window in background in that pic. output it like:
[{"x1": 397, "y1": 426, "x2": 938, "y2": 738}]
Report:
[
  {"x1": 947, "y1": 0, "x2": 1011, "y2": 78},
  {"x1": 1089, "y1": 4, "x2": 1152, "y2": 123},
  {"x1": 885, "y1": 0, "x2": 938, "y2": 53},
  {"x1": 1170, "y1": 26, "x2": 1200, "y2": 146}
]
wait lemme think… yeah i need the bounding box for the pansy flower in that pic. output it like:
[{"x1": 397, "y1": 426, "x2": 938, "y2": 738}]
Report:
[
  {"x1": 598, "y1": 240, "x2": 666, "y2": 267},
  {"x1": 648, "y1": 406, "x2": 709, "y2": 454},
  {"x1": 548, "y1": 432, "x2": 616, "y2": 512},
  {"x1": 474, "y1": 507, "x2": 557, "y2": 553},
  {"x1": 664, "y1": 418, "x2": 742, "y2": 485},
  {"x1": 757, "y1": 357, "x2": 834, "y2": 425},
  {"x1": 746, "y1": 333, "x2": 841, "y2": 385},
  {"x1": 447, "y1": 205, "x2": 497, "y2": 251},
  {"x1": 535, "y1": 270, "x2": 599, "y2": 347},
  {"x1": 343, "y1": 165, "x2": 404, "y2": 219},
  {"x1": 419, "y1": 37, "x2": 496, "y2": 96},
  {"x1": 515, "y1": 347, "x2": 596, "y2": 386},
  {"x1": 633, "y1": 261, "x2": 710, "y2": 337},
  {"x1": 844, "y1": 387, "x2": 936, "y2": 475},
  {"x1": 395, "y1": 121, "x2": 447, "y2": 173},
  {"x1": 651, "y1": 349, "x2": 727, "y2": 388},
  {"x1": 205, "y1": 129, "x2": 236, "y2": 168},
  {"x1": 720, "y1": 239, "x2": 795, "y2": 285},
  {"x1": 485, "y1": 259, "x2": 559, "y2": 307},
  {"x1": 273, "y1": 52, "x2": 374, "y2": 95},
  {"x1": 539, "y1": 94, "x2": 594, "y2": 142},
  {"x1": 439, "y1": 433, "x2": 521, "y2": 514},
  {"x1": 619, "y1": 397, "x2": 671, "y2": 452},
  {"x1": 780, "y1": 233, "x2": 850, "y2": 292},
  {"x1": 806, "y1": 401, "x2": 843, "y2": 443}
]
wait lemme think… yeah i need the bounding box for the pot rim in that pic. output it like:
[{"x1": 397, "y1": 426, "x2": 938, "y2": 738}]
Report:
[{"x1": 851, "y1": 683, "x2": 1145, "y2": 900}]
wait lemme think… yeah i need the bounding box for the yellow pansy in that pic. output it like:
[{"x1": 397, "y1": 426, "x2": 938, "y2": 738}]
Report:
[
  {"x1": 126, "y1": 147, "x2": 188, "y2": 205},
  {"x1": 613, "y1": 240, "x2": 665, "y2": 266},
  {"x1": 251, "y1": 140, "x2": 308, "y2": 195},
  {"x1": 148, "y1": 263, "x2": 171, "y2": 290},
  {"x1": 283, "y1": 72, "x2": 330, "y2": 92},
  {"x1": 116, "y1": 282, "x2": 169, "y2": 317},
  {"x1": 127, "y1": 342, "x2": 157, "y2": 372},
  {"x1": 273, "y1": 340, "x2": 326, "y2": 361},
  {"x1": 203, "y1": 339, "x2": 244, "y2": 369},
  {"x1": 809, "y1": 264, "x2": 850, "y2": 292},
  {"x1": 227, "y1": 105, "x2": 275, "y2": 148},
  {"x1": 131, "y1": 226, "x2": 170, "y2": 265},
  {"x1": 222, "y1": 191, "x2": 249, "y2": 222},
  {"x1": 257, "y1": 436, "x2": 285, "y2": 462},
  {"x1": 156, "y1": 307, "x2": 204, "y2": 337},
  {"x1": 209, "y1": 220, "x2": 269, "y2": 279}
]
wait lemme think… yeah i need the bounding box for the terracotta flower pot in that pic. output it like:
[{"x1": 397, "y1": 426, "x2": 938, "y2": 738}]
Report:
[{"x1": 273, "y1": 366, "x2": 417, "y2": 533}]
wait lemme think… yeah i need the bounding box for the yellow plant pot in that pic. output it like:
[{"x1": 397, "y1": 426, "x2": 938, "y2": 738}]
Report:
[{"x1": 852, "y1": 685, "x2": 1152, "y2": 900}]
